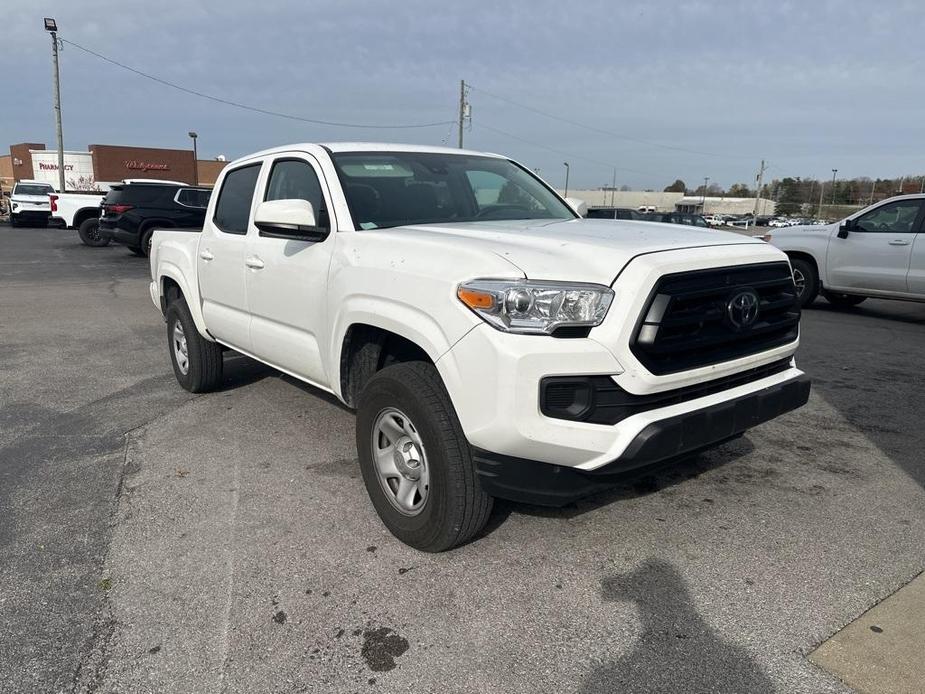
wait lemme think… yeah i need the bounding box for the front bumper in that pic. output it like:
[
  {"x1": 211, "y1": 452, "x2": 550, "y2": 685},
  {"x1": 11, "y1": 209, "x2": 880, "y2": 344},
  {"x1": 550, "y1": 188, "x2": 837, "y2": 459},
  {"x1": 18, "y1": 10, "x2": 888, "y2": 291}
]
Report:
[{"x1": 473, "y1": 372, "x2": 810, "y2": 505}]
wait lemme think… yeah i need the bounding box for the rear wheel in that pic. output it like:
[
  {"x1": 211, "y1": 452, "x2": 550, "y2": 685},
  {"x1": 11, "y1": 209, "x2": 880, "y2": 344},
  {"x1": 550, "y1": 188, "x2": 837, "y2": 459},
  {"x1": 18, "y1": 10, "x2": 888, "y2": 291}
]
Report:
[
  {"x1": 356, "y1": 362, "x2": 492, "y2": 552},
  {"x1": 77, "y1": 218, "x2": 110, "y2": 247},
  {"x1": 789, "y1": 257, "x2": 818, "y2": 308},
  {"x1": 165, "y1": 297, "x2": 223, "y2": 393},
  {"x1": 823, "y1": 291, "x2": 866, "y2": 308}
]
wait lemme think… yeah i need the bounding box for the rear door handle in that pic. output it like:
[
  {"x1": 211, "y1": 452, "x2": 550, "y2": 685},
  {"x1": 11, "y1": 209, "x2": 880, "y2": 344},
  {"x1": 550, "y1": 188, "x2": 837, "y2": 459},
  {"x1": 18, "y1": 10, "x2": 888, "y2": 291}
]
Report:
[
  {"x1": 245, "y1": 256, "x2": 265, "y2": 270},
  {"x1": 199, "y1": 249, "x2": 215, "y2": 261},
  {"x1": 888, "y1": 239, "x2": 911, "y2": 246}
]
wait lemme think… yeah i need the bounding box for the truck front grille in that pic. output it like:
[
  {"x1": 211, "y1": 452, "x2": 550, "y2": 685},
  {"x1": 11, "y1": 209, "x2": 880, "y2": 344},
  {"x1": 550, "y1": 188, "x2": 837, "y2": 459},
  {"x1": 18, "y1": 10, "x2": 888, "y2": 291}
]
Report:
[{"x1": 631, "y1": 262, "x2": 800, "y2": 375}]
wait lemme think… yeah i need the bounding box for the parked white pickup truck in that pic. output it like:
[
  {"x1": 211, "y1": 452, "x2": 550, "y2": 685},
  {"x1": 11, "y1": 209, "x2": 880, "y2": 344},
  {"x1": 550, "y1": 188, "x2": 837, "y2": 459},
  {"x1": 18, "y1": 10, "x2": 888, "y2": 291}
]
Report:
[
  {"x1": 49, "y1": 191, "x2": 107, "y2": 245},
  {"x1": 768, "y1": 194, "x2": 925, "y2": 307},
  {"x1": 149, "y1": 143, "x2": 810, "y2": 551}
]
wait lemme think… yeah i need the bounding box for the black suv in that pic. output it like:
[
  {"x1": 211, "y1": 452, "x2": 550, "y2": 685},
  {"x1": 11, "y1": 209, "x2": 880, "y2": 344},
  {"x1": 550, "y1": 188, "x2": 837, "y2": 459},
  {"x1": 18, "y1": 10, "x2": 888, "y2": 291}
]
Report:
[
  {"x1": 585, "y1": 206, "x2": 642, "y2": 220},
  {"x1": 99, "y1": 182, "x2": 211, "y2": 256}
]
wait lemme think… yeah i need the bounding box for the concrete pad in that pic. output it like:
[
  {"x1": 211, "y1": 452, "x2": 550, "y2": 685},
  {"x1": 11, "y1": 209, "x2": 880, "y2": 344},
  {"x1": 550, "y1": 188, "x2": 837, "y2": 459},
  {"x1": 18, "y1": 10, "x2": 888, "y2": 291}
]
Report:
[{"x1": 810, "y1": 572, "x2": 925, "y2": 694}]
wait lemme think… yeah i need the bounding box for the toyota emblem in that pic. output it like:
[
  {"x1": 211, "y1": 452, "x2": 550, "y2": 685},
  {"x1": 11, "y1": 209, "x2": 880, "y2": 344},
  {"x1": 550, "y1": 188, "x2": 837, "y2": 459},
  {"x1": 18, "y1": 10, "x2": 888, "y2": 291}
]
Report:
[{"x1": 727, "y1": 289, "x2": 760, "y2": 329}]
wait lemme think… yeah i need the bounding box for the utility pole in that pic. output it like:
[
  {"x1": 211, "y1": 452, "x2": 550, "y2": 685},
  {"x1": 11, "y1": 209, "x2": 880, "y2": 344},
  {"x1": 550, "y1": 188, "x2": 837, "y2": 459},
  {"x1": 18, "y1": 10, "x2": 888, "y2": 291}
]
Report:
[
  {"x1": 818, "y1": 177, "x2": 825, "y2": 218},
  {"x1": 45, "y1": 18, "x2": 65, "y2": 193},
  {"x1": 702, "y1": 176, "x2": 709, "y2": 214},
  {"x1": 870, "y1": 180, "x2": 877, "y2": 205},
  {"x1": 457, "y1": 80, "x2": 469, "y2": 149},
  {"x1": 753, "y1": 159, "x2": 766, "y2": 219}
]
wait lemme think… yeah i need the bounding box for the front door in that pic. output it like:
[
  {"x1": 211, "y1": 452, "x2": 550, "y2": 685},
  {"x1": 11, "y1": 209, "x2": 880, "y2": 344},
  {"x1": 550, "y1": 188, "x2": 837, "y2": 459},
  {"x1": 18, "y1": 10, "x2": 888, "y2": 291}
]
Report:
[
  {"x1": 198, "y1": 162, "x2": 263, "y2": 351},
  {"x1": 245, "y1": 155, "x2": 337, "y2": 388},
  {"x1": 826, "y1": 198, "x2": 924, "y2": 293}
]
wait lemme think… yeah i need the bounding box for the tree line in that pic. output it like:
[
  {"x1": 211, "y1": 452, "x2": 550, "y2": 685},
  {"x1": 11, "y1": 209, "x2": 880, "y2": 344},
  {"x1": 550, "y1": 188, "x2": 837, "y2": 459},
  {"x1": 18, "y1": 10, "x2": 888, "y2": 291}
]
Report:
[{"x1": 661, "y1": 175, "x2": 925, "y2": 216}]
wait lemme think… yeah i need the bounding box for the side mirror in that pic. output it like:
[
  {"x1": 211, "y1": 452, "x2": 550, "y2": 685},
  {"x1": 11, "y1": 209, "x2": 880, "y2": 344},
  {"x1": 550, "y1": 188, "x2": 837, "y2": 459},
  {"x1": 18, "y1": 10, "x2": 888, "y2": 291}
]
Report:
[
  {"x1": 837, "y1": 218, "x2": 855, "y2": 238},
  {"x1": 254, "y1": 199, "x2": 329, "y2": 242},
  {"x1": 565, "y1": 197, "x2": 588, "y2": 217}
]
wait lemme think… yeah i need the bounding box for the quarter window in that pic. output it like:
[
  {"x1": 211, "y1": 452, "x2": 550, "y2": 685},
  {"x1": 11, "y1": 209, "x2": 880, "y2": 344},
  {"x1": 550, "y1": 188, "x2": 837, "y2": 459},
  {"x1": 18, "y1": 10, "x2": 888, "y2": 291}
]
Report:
[
  {"x1": 265, "y1": 159, "x2": 328, "y2": 228},
  {"x1": 855, "y1": 199, "x2": 922, "y2": 233},
  {"x1": 213, "y1": 164, "x2": 261, "y2": 234}
]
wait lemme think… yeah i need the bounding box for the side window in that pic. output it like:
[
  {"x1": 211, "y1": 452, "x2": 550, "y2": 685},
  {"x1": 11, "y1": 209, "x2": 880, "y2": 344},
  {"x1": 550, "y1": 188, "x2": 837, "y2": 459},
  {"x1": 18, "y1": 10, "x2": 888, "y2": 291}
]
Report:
[
  {"x1": 177, "y1": 188, "x2": 210, "y2": 208},
  {"x1": 855, "y1": 199, "x2": 922, "y2": 233},
  {"x1": 264, "y1": 159, "x2": 328, "y2": 228},
  {"x1": 213, "y1": 164, "x2": 261, "y2": 234}
]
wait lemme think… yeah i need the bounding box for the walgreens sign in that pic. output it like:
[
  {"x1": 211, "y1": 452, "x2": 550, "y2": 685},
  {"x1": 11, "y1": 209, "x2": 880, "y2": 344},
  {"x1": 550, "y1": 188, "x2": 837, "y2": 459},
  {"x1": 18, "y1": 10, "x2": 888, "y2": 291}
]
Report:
[{"x1": 124, "y1": 160, "x2": 170, "y2": 172}]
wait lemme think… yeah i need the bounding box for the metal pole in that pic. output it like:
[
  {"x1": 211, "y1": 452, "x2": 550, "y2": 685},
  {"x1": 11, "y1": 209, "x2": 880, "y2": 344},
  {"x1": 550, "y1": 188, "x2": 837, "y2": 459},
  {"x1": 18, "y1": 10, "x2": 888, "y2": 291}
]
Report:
[
  {"x1": 51, "y1": 31, "x2": 65, "y2": 193},
  {"x1": 702, "y1": 176, "x2": 709, "y2": 214},
  {"x1": 753, "y1": 159, "x2": 765, "y2": 219},
  {"x1": 830, "y1": 169, "x2": 838, "y2": 205},
  {"x1": 189, "y1": 133, "x2": 199, "y2": 185},
  {"x1": 610, "y1": 168, "x2": 616, "y2": 207},
  {"x1": 870, "y1": 180, "x2": 876, "y2": 205},
  {"x1": 818, "y1": 177, "x2": 825, "y2": 218},
  {"x1": 563, "y1": 162, "x2": 570, "y2": 197},
  {"x1": 458, "y1": 80, "x2": 465, "y2": 149}
]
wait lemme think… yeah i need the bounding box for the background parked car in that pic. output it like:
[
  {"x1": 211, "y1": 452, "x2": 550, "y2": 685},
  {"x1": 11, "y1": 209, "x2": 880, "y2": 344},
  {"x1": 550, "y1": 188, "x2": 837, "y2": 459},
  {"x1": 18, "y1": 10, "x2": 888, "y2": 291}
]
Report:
[
  {"x1": 99, "y1": 182, "x2": 212, "y2": 256},
  {"x1": 642, "y1": 212, "x2": 710, "y2": 228},
  {"x1": 585, "y1": 206, "x2": 642, "y2": 220},
  {"x1": 9, "y1": 180, "x2": 55, "y2": 227}
]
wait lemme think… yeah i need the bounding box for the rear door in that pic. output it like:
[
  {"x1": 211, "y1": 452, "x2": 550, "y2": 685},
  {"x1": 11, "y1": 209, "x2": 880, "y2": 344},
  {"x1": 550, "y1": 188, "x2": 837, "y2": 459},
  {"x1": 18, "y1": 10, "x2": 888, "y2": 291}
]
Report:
[
  {"x1": 826, "y1": 198, "x2": 924, "y2": 293},
  {"x1": 244, "y1": 153, "x2": 337, "y2": 387},
  {"x1": 198, "y1": 162, "x2": 263, "y2": 351}
]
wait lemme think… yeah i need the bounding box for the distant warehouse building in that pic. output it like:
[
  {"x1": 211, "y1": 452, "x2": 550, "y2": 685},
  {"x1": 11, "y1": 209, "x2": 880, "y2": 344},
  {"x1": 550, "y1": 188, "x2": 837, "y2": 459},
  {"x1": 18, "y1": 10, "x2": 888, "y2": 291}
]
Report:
[
  {"x1": 558, "y1": 189, "x2": 775, "y2": 216},
  {"x1": 1, "y1": 141, "x2": 228, "y2": 193}
]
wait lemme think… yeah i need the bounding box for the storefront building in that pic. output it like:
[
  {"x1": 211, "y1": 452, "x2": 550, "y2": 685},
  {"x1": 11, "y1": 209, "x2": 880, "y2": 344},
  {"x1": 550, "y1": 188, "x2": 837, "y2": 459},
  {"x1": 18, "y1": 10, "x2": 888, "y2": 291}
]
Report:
[{"x1": 4, "y1": 142, "x2": 227, "y2": 192}]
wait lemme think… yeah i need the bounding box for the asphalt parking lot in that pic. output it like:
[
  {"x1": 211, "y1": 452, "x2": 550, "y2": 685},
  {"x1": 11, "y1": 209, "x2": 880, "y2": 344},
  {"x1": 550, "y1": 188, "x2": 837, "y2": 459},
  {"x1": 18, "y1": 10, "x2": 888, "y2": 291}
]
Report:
[{"x1": 1, "y1": 225, "x2": 924, "y2": 694}]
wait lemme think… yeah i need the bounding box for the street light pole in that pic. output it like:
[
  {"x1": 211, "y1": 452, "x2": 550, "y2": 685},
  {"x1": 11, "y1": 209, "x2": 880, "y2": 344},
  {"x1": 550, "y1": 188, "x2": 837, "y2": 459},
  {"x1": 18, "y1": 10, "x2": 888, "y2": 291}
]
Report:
[
  {"x1": 702, "y1": 176, "x2": 709, "y2": 214},
  {"x1": 563, "y1": 162, "x2": 570, "y2": 197},
  {"x1": 188, "y1": 132, "x2": 199, "y2": 185},
  {"x1": 44, "y1": 18, "x2": 65, "y2": 193},
  {"x1": 830, "y1": 169, "x2": 838, "y2": 206}
]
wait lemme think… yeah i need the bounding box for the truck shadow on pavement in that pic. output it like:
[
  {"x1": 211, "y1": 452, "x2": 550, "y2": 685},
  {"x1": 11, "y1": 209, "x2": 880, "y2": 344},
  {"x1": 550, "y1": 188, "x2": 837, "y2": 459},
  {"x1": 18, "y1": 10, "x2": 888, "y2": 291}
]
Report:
[{"x1": 580, "y1": 558, "x2": 774, "y2": 694}]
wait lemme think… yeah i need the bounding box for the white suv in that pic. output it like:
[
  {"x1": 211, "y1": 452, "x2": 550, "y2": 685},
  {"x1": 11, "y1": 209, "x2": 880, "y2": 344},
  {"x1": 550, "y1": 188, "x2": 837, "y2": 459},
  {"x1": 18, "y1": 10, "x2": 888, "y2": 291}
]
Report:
[{"x1": 9, "y1": 180, "x2": 55, "y2": 227}]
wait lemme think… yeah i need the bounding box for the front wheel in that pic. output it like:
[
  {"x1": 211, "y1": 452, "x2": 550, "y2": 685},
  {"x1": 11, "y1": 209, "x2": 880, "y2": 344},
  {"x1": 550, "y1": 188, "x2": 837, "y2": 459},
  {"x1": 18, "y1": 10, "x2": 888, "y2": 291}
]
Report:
[
  {"x1": 356, "y1": 362, "x2": 493, "y2": 552},
  {"x1": 823, "y1": 291, "x2": 866, "y2": 308},
  {"x1": 165, "y1": 297, "x2": 223, "y2": 393},
  {"x1": 77, "y1": 218, "x2": 110, "y2": 247},
  {"x1": 790, "y1": 257, "x2": 818, "y2": 308},
  {"x1": 9, "y1": 214, "x2": 20, "y2": 228}
]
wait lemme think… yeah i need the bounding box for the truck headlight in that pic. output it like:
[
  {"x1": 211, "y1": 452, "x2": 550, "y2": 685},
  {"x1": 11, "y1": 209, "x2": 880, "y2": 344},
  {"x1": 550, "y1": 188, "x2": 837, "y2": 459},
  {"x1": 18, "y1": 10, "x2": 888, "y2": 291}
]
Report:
[{"x1": 457, "y1": 279, "x2": 614, "y2": 334}]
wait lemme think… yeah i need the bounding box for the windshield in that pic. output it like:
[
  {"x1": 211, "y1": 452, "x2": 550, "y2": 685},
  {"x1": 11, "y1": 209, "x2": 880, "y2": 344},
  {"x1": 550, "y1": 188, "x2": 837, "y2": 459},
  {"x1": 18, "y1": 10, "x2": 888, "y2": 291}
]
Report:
[
  {"x1": 331, "y1": 151, "x2": 575, "y2": 229},
  {"x1": 15, "y1": 184, "x2": 54, "y2": 196}
]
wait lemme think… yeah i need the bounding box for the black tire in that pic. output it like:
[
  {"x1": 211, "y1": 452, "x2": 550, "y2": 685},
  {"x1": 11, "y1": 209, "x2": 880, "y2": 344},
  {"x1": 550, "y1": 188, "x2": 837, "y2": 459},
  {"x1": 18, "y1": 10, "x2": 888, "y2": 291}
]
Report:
[
  {"x1": 139, "y1": 229, "x2": 154, "y2": 257},
  {"x1": 823, "y1": 291, "x2": 867, "y2": 308},
  {"x1": 356, "y1": 362, "x2": 493, "y2": 552},
  {"x1": 790, "y1": 257, "x2": 818, "y2": 308},
  {"x1": 77, "y1": 218, "x2": 110, "y2": 247},
  {"x1": 165, "y1": 297, "x2": 223, "y2": 393},
  {"x1": 9, "y1": 214, "x2": 19, "y2": 228}
]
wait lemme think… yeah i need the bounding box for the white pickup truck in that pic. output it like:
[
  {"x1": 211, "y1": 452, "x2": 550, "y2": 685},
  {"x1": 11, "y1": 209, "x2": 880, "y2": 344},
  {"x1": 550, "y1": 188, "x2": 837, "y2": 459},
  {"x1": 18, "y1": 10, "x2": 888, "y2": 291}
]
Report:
[
  {"x1": 768, "y1": 194, "x2": 925, "y2": 307},
  {"x1": 9, "y1": 180, "x2": 56, "y2": 227},
  {"x1": 49, "y1": 191, "x2": 107, "y2": 245},
  {"x1": 149, "y1": 143, "x2": 810, "y2": 551}
]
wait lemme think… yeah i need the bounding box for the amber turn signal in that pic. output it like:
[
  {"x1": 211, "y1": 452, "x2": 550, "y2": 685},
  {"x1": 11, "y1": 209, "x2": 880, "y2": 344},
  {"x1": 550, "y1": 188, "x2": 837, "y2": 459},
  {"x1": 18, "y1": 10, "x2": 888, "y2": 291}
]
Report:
[{"x1": 457, "y1": 287, "x2": 495, "y2": 309}]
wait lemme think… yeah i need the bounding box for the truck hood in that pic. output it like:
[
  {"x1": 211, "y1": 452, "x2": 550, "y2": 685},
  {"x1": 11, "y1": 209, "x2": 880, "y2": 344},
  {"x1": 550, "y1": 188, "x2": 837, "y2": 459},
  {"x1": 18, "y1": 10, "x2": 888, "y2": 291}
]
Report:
[{"x1": 379, "y1": 218, "x2": 765, "y2": 284}]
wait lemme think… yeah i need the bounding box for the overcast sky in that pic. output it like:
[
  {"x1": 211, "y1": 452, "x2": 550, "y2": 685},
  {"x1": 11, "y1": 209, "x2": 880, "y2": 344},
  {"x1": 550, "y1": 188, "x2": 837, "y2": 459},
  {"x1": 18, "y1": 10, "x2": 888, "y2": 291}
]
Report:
[{"x1": 5, "y1": 0, "x2": 924, "y2": 190}]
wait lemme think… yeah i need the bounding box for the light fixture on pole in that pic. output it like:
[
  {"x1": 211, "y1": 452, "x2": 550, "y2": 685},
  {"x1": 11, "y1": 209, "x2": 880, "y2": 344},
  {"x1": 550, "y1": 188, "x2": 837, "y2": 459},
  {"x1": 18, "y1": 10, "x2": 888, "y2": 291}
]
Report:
[
  {"x1": 563, "y1": 162, "x2": 570, "y2": 197},
  {"x1": 188, "y1": 131, "x2": 199, "y2": 185},
  {"x1": 44, "y1": 17, "x2": 66, "y2": 193}
]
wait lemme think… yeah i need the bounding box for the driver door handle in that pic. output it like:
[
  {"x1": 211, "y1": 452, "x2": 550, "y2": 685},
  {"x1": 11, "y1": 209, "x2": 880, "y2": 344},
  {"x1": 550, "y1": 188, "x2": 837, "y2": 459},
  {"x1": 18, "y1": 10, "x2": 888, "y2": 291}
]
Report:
[
  {"x1": 245, "y1": 256, "x2": 265, "y2": 270},
  {"x1": 889, "y1": 239, "x2": 911, "y2": 246},
  {"x1": 199, "y1": 249, "x2": 215, "y2": 261}
]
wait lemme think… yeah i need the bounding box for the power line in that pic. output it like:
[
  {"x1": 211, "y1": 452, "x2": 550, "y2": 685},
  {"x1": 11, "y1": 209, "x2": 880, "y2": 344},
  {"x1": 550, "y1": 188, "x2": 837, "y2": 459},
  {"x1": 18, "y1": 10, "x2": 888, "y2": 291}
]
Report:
[
  {"x1": 468, "y1": 83, "x2": 753, "y2": 160},
  {"x1": 60, "y1": 38, "x2": 457, "y2": 130},
  {"x1": 473, "y1": 120, "x2": 660, "y2": 178}
]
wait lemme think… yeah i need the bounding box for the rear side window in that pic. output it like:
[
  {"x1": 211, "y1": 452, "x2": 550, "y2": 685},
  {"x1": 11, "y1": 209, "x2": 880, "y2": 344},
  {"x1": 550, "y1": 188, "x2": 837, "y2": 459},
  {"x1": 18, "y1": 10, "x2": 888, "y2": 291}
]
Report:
[
  {"x1": 214, "y1": 165, "x2": 261, "y2": 234},
  {"x1": 177, "y1": 188, "x2": 211, "y2": 208}
]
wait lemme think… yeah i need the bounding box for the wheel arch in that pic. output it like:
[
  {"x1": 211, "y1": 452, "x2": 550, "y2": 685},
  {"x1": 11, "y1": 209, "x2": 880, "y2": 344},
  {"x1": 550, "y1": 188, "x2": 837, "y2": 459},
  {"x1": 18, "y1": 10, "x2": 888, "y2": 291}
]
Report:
[
  {"x1": 157, "y1": 263, "x2": 212, "y2": 340},
  {"x1": 785, "y1": 251, "x2": 821, "y2": 289},
  {"x1": 73, "y1": 207, "x2": 100, "y2": 229}
]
